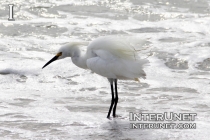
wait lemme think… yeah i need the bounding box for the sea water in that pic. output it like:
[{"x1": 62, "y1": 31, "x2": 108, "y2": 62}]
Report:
[{"x1": 0, "y1": 0, "x2": 210, "y2": 139}]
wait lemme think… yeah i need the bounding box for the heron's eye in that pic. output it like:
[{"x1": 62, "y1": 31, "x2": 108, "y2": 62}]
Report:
[{"x1": 56, "y1": 52, "x2": 62, "y2": 57}]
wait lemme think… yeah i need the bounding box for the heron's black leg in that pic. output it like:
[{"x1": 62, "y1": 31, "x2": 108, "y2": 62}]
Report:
[
  {"x1": 113, "y1": 79, "x2": 118, "y2": 117},
  {"x1": 107, "y1": 81, "x2": 115, "y2": 119}
]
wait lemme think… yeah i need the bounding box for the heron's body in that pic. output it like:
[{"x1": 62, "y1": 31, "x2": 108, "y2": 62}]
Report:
[{"x1": 42, "y1": 36, "x2": 149, "y2": 119}]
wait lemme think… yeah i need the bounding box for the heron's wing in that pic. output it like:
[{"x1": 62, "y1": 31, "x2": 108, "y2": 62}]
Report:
[
  {"x1": 87, "y1": 36, "x2": 147, "y2": 61},
  {"x1": 86, "y1": 50, "x2": 148, "y2": 80}
]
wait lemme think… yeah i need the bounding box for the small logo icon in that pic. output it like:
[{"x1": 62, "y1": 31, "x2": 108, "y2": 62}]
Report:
[{"x1": 8, "y1": 4, "x2": 15, "y2": 21}]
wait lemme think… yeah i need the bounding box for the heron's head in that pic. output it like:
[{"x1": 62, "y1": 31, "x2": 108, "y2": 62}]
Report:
[
  {"x1": 42, "y1": 43, "x2": 75, "y2": 69},
  {"x1": 42, "y1": 42, "x2": 88, "y2": 69}
]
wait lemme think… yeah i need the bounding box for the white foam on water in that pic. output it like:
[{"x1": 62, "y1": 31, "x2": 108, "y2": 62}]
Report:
[{"x1": 0, "y1": 0, "x2": 210, "y2": 139}]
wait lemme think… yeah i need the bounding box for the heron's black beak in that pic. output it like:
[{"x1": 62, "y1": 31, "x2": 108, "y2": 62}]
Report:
[{"x1": 42, "y1": 52, "x2": 62, "y2": 69}]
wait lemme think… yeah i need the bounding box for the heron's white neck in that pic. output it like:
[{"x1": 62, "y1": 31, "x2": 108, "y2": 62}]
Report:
[{"x1": 71, "y1": 48, "x2": 88, "y2": 69}]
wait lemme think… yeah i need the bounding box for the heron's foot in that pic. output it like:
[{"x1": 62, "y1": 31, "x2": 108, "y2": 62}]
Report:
[
  {"x1": 113, "y1": 114, "x2": 121, "y2": 118},
  {"x1": 107, "y1": 116, "x2": 112, "y2": 120}
]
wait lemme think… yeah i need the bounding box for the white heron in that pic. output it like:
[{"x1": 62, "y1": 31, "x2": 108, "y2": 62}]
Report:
[{"x1": 42, "y1": 36, "x2": 149, "y2": 119}]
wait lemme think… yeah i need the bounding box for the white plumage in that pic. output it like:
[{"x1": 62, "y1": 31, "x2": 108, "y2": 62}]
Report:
[
  {"x1": 42, "y1": 36, "x2": 149, "y2": 119},
  {"x1": 86, "y1": 36, "x2": 148, "y2": 80}
]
